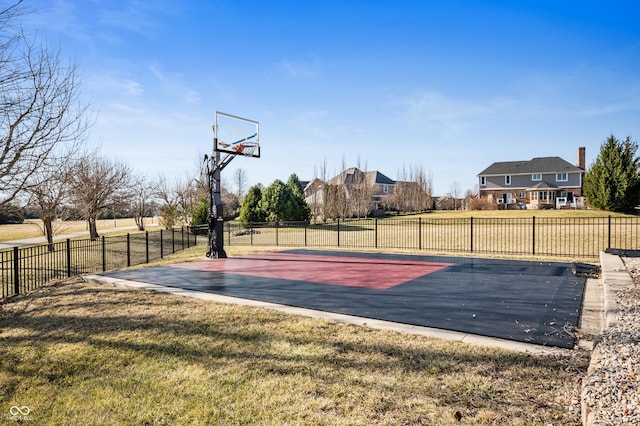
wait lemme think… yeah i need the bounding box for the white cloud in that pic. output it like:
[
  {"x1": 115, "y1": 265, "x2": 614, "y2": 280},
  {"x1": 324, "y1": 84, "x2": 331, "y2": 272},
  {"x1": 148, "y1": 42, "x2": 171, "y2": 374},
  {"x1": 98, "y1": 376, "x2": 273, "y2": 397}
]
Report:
[
  {"x1": 149, "y1": 64, "x2": 201, "y2": 105},
  {"x1": 275, "y1": 57, "x2": 320, "y2": 78},
  {"x1": 393, "y1": 90, "x2": 516, "y2": 136},
  {"x1": 84, "y1": 71, "x2": 144, "y2": 100}
]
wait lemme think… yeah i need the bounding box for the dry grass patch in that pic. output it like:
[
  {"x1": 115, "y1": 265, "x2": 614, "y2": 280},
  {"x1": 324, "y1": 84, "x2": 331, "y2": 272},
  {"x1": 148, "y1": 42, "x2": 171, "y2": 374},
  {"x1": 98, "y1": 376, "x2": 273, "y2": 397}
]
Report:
[{"x1": 0, "y1": 279, "x2": 588, "y2": 425}]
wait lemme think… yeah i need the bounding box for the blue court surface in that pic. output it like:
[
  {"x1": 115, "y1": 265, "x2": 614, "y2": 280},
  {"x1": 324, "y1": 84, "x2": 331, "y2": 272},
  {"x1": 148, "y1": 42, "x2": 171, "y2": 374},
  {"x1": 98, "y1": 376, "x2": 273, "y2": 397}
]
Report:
[{"x1": 100, "y1": 250, "x2": 588, "y2": 349}]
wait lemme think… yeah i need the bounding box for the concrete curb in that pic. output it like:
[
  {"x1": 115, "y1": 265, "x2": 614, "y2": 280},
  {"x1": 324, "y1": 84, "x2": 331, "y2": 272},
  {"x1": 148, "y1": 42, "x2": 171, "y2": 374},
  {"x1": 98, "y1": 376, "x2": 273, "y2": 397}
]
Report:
[
  {"x1": 581, "y1": 252, "x2": 636, "y2": 425},
  {"x1": 599, "y1": 252, "x2": 635, "y2": 328}
]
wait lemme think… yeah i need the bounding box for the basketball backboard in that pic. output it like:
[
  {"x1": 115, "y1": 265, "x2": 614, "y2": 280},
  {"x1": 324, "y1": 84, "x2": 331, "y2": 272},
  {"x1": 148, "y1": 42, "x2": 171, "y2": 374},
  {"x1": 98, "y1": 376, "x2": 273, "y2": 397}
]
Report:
[{"x1": 214, "y1": 111, "x2": 260, "y2": 158}]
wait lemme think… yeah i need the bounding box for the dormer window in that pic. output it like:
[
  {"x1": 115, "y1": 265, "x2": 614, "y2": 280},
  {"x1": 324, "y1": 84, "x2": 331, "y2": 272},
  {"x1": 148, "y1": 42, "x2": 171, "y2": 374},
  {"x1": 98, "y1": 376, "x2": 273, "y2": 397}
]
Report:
[
  {"x1": 505, "y1": 175, "x2": 511, "y2": 185},
  {"x1": 480, "y1": 176, "x2": 486, "y2": 186},
  {"x1": 532, "y1": 173, "x2": 542, "y2": 181}
]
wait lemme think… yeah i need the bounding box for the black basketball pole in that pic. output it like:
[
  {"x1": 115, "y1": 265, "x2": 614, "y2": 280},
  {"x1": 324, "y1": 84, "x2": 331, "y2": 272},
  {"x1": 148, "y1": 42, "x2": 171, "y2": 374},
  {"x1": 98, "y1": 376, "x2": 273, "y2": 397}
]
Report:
[
  {"x1": 206, "y1": 112, "x2": 258, "y2": 258},
  {"x1": 207, "y1": 138, "x2": 227, "y2": 258}
]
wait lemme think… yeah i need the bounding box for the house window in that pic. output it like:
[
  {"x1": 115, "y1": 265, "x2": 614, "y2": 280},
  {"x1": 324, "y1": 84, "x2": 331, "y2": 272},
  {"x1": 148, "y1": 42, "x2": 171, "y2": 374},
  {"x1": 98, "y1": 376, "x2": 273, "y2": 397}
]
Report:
[
  {"x1": 505, "y1": 175, "x2": 511, "y2": 185},
  {"x1": 556, "y1": 172, "x2": 568, "y2": 182},
  {"x1": 518, "y1": 192, "x2": 525, "y2": 198},
  {"x1": 382, "y1": 185, "x2": 389, "y2": 194},
  {"x1": 540, "y1": 191, "x2": 548, "y2": 201},
  {"x1": 532, "y1": 173, "x2": 542, "y2": 181},
  {"x1": 531, "y1": 192, "x2": 538, "y2": 201},
  {"x1": 480, "y1": 176, "x2": 486, "y2": 186}
]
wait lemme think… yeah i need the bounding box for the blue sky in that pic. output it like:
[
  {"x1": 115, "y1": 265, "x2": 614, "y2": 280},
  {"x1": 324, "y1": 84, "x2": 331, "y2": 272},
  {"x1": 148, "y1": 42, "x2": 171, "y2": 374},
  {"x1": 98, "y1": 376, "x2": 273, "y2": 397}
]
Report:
[{"x1": 24, "y1": 0, "x2": 640, "y2": 196}]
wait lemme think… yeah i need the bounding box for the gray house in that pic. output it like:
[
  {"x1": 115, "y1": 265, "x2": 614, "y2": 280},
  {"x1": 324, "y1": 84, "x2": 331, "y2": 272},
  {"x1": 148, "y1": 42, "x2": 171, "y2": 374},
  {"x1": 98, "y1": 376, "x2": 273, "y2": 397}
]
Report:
[
  {"x1": 477, "y1": 148, "x2": 586, "y2": 209},
  {"x1": 304, "y1": 168, "x2": 396, "y2": 216}
]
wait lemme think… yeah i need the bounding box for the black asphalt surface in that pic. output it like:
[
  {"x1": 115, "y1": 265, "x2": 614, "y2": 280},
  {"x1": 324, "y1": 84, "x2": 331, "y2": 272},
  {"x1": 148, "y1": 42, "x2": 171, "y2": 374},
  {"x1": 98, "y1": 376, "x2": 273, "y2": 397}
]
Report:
[{"x1": 101, "y1": 249, "x2": 587, "y2": 348}]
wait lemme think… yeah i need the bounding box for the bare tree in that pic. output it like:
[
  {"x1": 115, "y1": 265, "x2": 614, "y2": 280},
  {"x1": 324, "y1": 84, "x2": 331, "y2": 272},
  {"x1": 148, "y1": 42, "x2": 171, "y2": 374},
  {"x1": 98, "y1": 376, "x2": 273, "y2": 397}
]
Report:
[
  {"x1": 155, "y1": 175, "x2": 182, "y2": 229},
  {"x1": 24, "y1": 145, "x2": 78, "y2": 250},
  {"x1": 414, "y1": 165, "x2": 434, "y2": 211},
  {"x1": 310, "y1": 158, "x2": 328, "y2": 223},
  {"x1": 448, "y1": 181, "x2": 461, "y2": 210},
  {"x1": 233, "y1": 167, "x2": 248, "y2": 200},
  {"x1": 70, "y1": 155, "x2": 134, "y2": 239},
  {"x1": 322, "y1": 183, "x2": 346, "y2": 221},
  {"x1": 0, "y1": 2, "x2": 89, "y2": 206},
  {"x1": 349, "y1": 159, "x2": 375, "y2": 218},
  {"x1": 131, "y1": 174, "x2": 154, "y2": 231},
  {"x1": 155, "y1": 171, "x2": 212, "y2": 228},
  {"x1": 385, "y1": 164, "x2": 433, "y2": 213}
]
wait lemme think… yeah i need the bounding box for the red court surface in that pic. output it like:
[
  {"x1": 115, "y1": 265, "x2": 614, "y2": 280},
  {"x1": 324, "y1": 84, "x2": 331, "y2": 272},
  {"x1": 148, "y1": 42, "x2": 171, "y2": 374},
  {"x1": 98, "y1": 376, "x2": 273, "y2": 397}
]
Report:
[{"x1": 173, "y1": 252, "x2": 454, "y2": 290}]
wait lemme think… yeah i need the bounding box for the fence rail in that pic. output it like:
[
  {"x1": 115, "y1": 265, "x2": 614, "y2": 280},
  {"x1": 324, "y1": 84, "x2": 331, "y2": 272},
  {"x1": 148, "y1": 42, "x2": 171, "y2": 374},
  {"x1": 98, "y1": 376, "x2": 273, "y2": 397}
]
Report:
[
  {"x1": 224, "y1": 216, "x2": 640, "y2": 260},
  {"x1": 1, "y1": 227, "x2": 205, "y2": 300}
]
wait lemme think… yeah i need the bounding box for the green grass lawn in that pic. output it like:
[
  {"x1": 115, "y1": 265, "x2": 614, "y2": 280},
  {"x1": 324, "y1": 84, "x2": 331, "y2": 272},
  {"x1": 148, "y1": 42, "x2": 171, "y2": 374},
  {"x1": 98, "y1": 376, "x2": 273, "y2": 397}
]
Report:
[{"x1": 0, "y1": 245, "x2": 589, "y2": 425}]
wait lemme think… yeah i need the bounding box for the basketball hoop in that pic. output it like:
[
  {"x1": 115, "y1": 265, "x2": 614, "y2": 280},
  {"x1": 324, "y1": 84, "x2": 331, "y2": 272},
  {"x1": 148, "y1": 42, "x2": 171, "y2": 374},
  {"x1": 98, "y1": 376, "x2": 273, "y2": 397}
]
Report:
[
  {"x1": 208, "y1": 111, "x2": 260, "y2": 259},
  {"x1": 234, "y1": 141, "x2": 258, "y2": 156}
]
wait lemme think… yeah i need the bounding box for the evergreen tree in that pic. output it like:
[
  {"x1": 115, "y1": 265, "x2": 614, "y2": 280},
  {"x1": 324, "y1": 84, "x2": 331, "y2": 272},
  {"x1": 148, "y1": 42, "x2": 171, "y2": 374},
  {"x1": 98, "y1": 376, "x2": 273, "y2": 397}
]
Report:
[
  {"x1": 583, "y1": 135, "x2": 640, "y2": 212},
  {"x1": 287, "y1": 173, "x2": 311, "y2": 221},
  {"x1": 287, "y1": 173, "x2": 305, "y2": 197},
  {"x1": 261, "y1": 179, "x2": 311, "y2": 223},
  {"x1": 190, "y1": 195, "x2": 209, "y2": 226},
  {"x1": 238, "y1": 184, "x2": 265, "y2": 227}
]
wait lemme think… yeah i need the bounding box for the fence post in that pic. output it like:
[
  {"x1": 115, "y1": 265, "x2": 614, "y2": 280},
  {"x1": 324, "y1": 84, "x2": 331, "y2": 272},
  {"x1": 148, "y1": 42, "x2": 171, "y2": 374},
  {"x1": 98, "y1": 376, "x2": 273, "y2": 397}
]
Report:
[
  {"x1": 145, "y1": 231, "x2": 149, "y2": 263},
  {"x1": 418, "y1": 217, "x2": 422, "y2": 250},
  {"x1": 102, "y1": 236, "x2": 106, "y2": 272},
  {"x1": 470, "y1": 217, "x2": 473, "y2": 253},
  {"x1": 532, "y1": 216, "x2": 536, "y2": 256},
  {"x1": 250, "y1": 223, "x2": 254, "y2": 246},
  {"x1": 66, "y1": 239, "x2": 72, "y2": 277},
  {"x1": 160, "y1": 229, "x2": 164, "y2": 259},
  {"x1": 275, "y1": 222, "x2": 279, "y2": 246},
  {"x1": 607, "y1": 215, "x2": 611, "y2": 249},
  {"x1": 181, "y1": 226, "x2": 185, "y2": 250},
  {"x1": 13, "y1": 246, "x2": 19, "y2": 296},
  {"x1": 375, "y1": 218, "x2": 378, "y2": 249},
  {"x1": 186, "y1": 227, "x2": 190, "y2": 249},
  {"x1": 126, "y1": 233, "x2": 131, "y2": 267},
  {"x1": 172, "y1": 228, "x2": 175, "y2": 254},
  {"x1": 337, "y1": 219, "x2": 340, "y2": 247},
  {"x1": 304, "y1": 222, "x2": 308, "y2": 247}
]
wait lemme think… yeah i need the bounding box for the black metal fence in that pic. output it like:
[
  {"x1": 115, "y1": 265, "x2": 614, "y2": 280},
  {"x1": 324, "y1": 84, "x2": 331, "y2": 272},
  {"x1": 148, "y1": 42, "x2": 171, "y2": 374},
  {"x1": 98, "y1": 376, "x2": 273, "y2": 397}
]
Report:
[
  {"x1": 224, "y1": 216, "x2": 640, "y2": 259},
  {"x1": 1, "y1": 227, "x2": 205, "y2": 300},
  {"x1": 3, "y1": 216, "x2": 639, "y2": 301}
]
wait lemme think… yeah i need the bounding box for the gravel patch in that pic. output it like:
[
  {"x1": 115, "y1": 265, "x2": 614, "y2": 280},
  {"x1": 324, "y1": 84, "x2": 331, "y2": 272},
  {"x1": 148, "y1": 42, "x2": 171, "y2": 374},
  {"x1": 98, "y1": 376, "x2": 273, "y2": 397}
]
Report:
[{"x1": 582, "y1": 256, "x2": 640, "y2": 425}]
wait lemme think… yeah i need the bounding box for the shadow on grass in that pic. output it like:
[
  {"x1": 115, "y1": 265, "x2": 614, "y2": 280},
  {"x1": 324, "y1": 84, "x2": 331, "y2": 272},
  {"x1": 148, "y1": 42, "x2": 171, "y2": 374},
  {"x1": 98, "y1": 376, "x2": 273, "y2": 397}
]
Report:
[{"x1": 0, "y1": 280, "x2": 588, "y2": 423}]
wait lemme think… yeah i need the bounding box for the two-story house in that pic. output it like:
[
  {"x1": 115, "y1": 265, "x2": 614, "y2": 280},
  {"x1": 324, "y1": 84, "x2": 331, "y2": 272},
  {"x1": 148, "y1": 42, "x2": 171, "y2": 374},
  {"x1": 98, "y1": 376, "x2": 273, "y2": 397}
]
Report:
[{"x1": 477, "y1": 147, "x2": 586, "y2": 209}]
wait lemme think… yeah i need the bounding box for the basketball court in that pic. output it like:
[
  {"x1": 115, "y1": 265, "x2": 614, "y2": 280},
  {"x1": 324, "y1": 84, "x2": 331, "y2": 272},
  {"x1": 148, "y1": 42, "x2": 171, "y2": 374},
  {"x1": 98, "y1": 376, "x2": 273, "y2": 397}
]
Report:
[
  {"x1": 94, "y1": 112, "x2": 588, "y2": 349},
  {"x1": 96, "y1": 249, "x2": 587, "y2": 349}
]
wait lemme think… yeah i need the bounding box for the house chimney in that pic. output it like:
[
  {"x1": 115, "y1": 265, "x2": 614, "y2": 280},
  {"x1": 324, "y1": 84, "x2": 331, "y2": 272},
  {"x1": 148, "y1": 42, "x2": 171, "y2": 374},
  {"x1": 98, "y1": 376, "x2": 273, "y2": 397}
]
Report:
[{"x1": 577, "y1": 147, "x2": 586, "y2": 170}]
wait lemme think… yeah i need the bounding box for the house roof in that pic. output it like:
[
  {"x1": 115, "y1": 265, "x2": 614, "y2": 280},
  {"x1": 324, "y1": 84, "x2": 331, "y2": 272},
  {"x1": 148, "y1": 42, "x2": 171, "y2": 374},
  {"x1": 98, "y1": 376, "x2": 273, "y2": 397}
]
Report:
[
  {"x1": 478, "y1": 156, "x2": 582, "y2": 176},
  {"x1": 528, "y1": 181, "x2": 558, "y2": 190},
  {"x1": 327, "y1": 167, "x2": 396, "y2": 186}
]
